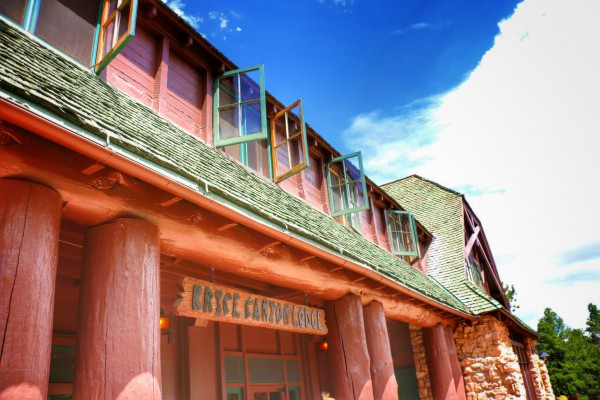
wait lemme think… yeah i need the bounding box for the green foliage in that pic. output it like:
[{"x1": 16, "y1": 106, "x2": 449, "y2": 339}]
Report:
[
  {"x1": 502, "y1": 282, "x2": 520, "y2": 312},
  {"x1": 537, "y1": 305, "x2": 600, "y2": 398}
]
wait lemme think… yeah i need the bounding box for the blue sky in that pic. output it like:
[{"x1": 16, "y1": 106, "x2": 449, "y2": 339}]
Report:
[{"x1": 164, "y1": 0, "x2": 600, "y2": 330}]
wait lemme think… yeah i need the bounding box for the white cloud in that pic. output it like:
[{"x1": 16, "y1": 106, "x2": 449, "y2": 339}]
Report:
[
  {"x1": 161, "y1": 0, "x2": 203, "y2": 29},
  {"x1": 209, "y1": 11, "x2": 229, "y2": 29},
  {"x1": 391, "y1": 21, "x2": 451, "y2": 35},
  {"x1": 344, "y1": 0, "x2": 600, "y2": 329}
]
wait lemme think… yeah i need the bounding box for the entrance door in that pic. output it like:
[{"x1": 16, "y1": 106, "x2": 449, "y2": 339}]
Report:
[{"x1": 248, "y1": 385, "x2": 286, "y2": 400}]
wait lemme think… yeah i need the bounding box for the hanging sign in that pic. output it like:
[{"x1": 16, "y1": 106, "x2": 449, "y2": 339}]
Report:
[{"x1": 174, "y1": 277, "x2": 327, "y2": 335}]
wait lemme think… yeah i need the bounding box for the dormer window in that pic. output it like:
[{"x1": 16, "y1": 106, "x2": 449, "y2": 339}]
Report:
[
  {"x1": 270, "y1": 99, "x2": 309, "y2": 183},
  {"x1": 0, "y1": 0, "x2": 137, "y2": 72},
  {"x1": 386, "y1": 210, "x2": 419, "y2": 257},
  {"x1": 214, "y1": 65, "x2": 267, "y2": 148},
  {"x1": 325, "y1": 152, "x2": 369, "y2": 232},
  {"x1": 94, "y1": 0, "x2": 138, "y2": 73}
]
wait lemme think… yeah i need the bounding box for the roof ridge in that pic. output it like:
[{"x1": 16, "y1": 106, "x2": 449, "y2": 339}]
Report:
[{"x1": 383, "y1": 174, "x2": 464, "y2": 197}]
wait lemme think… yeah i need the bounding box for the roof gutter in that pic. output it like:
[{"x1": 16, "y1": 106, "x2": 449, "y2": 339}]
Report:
[{"x1": 0, "y1": 94, "x2": 475, "y2": 322}]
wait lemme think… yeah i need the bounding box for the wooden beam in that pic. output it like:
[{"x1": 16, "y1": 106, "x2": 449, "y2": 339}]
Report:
[
  {"x1": 216, "y1": 222, "x2": 238, "y2": 231},
  {"x1": 259, "y1": 241, "x2": 282, "y2": 256},
  {"x1": 81, "y1": 163, "x2": 105, "y2": 175},
  {"x1": 464, "y1": 226, "x2": 480, "y2": 258},
  {"x1": 159, "y1": 196, "x2": 182, "y2": 207}
]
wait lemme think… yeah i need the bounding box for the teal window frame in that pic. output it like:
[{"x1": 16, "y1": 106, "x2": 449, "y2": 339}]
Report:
[
  {"x1": 386, "y1": 210, "x2": 419, "y2": 257},
  {"x1": 269, "y1": 99, "x2": 309, "y2": 183},
  {"x1": 213, "y1": 65, "x2": 268, "y2": 148},
  {"x1": 325, "y1": 152, "x2": 369, "y2": 217},
  {"x1": 0, "y1": 0, "x2": 136, "y2": 74}
]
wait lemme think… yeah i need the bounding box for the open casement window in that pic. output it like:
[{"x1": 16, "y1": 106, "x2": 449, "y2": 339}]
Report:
[
  {"x1": 214, "y1": 65, "x2": 267, "y2": 148},
  {"x1": 326, "y1": 152, "x2": 369, "y2": 219},
  {"x1": 386, "y1": 210, "x2": 419, "y2": 257},
  {"x1": 269, "y1": 99, "x2": 309, "y2": 183},
  {"x1": 94, "y1": 0, "x2": 138, "y2": 74}
]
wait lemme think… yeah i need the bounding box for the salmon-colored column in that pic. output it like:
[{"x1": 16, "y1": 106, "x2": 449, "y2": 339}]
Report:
[
  {"x1": 363, "y1": 301, "x2": 398, "y2": 400},
  {"x1": 73, "y1": 218, "x2": 162, "y2": 400},
  {"x1": 445, "y1": 326, "x2": 467, "y2": 400},
  {"x1": 423, "y1": 324, "x2": 459, "y2": 400},
  {"x1": 0, "y1": 180, "x2": 62, "y2": 400},
  {"x1": 325, "y1": 295, "x2": 374, "y2": 400}
]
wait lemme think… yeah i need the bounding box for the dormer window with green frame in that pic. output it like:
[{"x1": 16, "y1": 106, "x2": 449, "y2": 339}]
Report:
[
  {"x1": 0, "y1": 0, "x2": 137, "y2": 73},
  {"x1": 326, "y1": 152, "x2": 369, "y2": 221},
  {"x1": 214, "y1": 65, "x2": 267, "y2": 148},
  {"x1": 386, "y1": 210, "x2": 419, "y2": 257},
  {"x1": 270, "y1": 99, "x2": 309, "y2": 183},
  {"x1": 94, "y1": 0, "x2": 138, "y2": 73}
]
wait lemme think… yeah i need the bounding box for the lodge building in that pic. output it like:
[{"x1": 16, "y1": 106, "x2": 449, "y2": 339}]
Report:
[{"x1": 0, "y1": 1, "x2": 554, "y2": 399}]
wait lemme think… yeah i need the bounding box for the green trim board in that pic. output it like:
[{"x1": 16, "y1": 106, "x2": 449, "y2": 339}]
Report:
[{"x1": 0, "y1": 20, "x2": 472, "y2": 315}]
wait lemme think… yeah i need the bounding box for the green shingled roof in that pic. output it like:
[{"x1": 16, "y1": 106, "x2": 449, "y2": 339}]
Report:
[
  {"x1": 382, "y1": 175, "x2": 503, "y2": 314},
  {"x1": 0, "y1": 19, "x2": 471, "y2": 315}
]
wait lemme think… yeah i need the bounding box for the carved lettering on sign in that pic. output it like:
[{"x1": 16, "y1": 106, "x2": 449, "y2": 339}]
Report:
[{"x1": 174, "y1": 277, "x2": 328, "y2": 335}]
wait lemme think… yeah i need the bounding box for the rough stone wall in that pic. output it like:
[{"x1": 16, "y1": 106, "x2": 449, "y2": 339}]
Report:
[
  {"x1": 525, "y1": 337, "x2": 555, "y2": 400},
  {"x1": 454, "y1": 315, "x2": 527, "y2": 399},
  {"x1": 409, "y1": 324, "x2": 433, "y2": 400}
]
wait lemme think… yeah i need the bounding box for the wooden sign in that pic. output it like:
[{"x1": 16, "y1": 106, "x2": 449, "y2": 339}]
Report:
[{"x1": 174, "y1": 277, "x2": 328, "y2": 335}]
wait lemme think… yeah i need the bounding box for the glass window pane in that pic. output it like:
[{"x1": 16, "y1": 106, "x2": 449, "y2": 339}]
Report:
[
  {"x1": 247, "y1": 140, "x2": 270, "y2": 178},
  {"x1": 254, "y1": 394, "x2": 267, "y2": 400},
  {"x1": 36, "y1": 0, "x2": 101, "y2": 64},
  {"x1": 219, "y1": 76, "x2": 237, "y2": 106},
  {"x1": 242, "y1": 102, "x2": 262, "y2": 136},
  {"x1": 286, "y1": 360, "x2": 300, "y2": 382},
  {"x1": 219, "y1": 106, "x2": 240, "y2": 140},
  {"x1": 224, "y1": 144, "x2": 241, "y2": 162},
  {"x1": 270, "y1": 393, "x2": 282, "y2": 400},
  {"x1": 117, "y1": 2, "x2": 130, "y2": 38},
  {"x1": 224, "y1": 357, "x2": 245, "y2": 383},
  {"x1": 248, "y1": 358, "x2": 284, "y2": 383},
  {"x1": 107, "y1": 0, "x2": 118, "y2": 16},
  {"x1": 240, "y1": 70, "x2": 260, "y2": 102},
  {"x1": 0, "y1": 0, "x2": 28, "y2": 25},
  {"x1": 102, "y1": 19, "x2": 115, "y2": 59}
]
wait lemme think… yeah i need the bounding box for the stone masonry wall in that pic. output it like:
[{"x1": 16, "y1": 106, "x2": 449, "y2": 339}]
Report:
[
  {"x1": 525, "y1": 337, "x2": 555, "y2": 400},
  {"x1": 409, "y1": 324, "x2": 433, "y2": 400},
  {"x1": 454, "y1": 315, "x2": 527, "y2": 399}
]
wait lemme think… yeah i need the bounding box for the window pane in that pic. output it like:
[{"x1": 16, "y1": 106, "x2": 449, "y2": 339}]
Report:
[
  {"x1": 248, "y1": 358, "x2": 284, "y2": 383},
  {"x1": 225, "y1": 357, "x2": 245, "y2": 383},
  {"x1": 219, "y1": 76, "x2": 237, "y2": 107},
  {"x1": 101, "y1": 19, "x2": 115, "y2": 59},
  {"x1": 219, "y1": 106, "x2": 240, "y2": 140},
  {"x1": 286, "y1": 360, "x2": 300, "y2": 382},
  {"x1": 36, "y1": 0, "x2": 101, "y2": 64},
  {"x1": 0, "y1": 0, "x2": 28, "y2": 25},
  {"x1": 117, "y1": 2, "x2": 130, "y2": 38},
  {"x1": 247, "y1": 140, "x2": 270, "y2": 178},
  {"x1": 329, "y1": 172, "x2": 343, "y2": 214},
  {"x1": 224, "y1": 144, "x2": 242, "y2": 163},
  {"x1": 107, "y1": 0, "x2": 118, "y2": 16},
  {"x1": 242, "y1": 102, "x2": 262, "y2": 136},
  {"x1": 240, "y1": 70, "x2": 260, "y2": 102}
]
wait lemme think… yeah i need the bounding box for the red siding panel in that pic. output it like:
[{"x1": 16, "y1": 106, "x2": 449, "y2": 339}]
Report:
[
  {"x1": 107, "y1": 28, "x2": 157, "y2": 108},
  {"x1": 166, "y1": 50, "x2": 203, "y2": 138}
]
